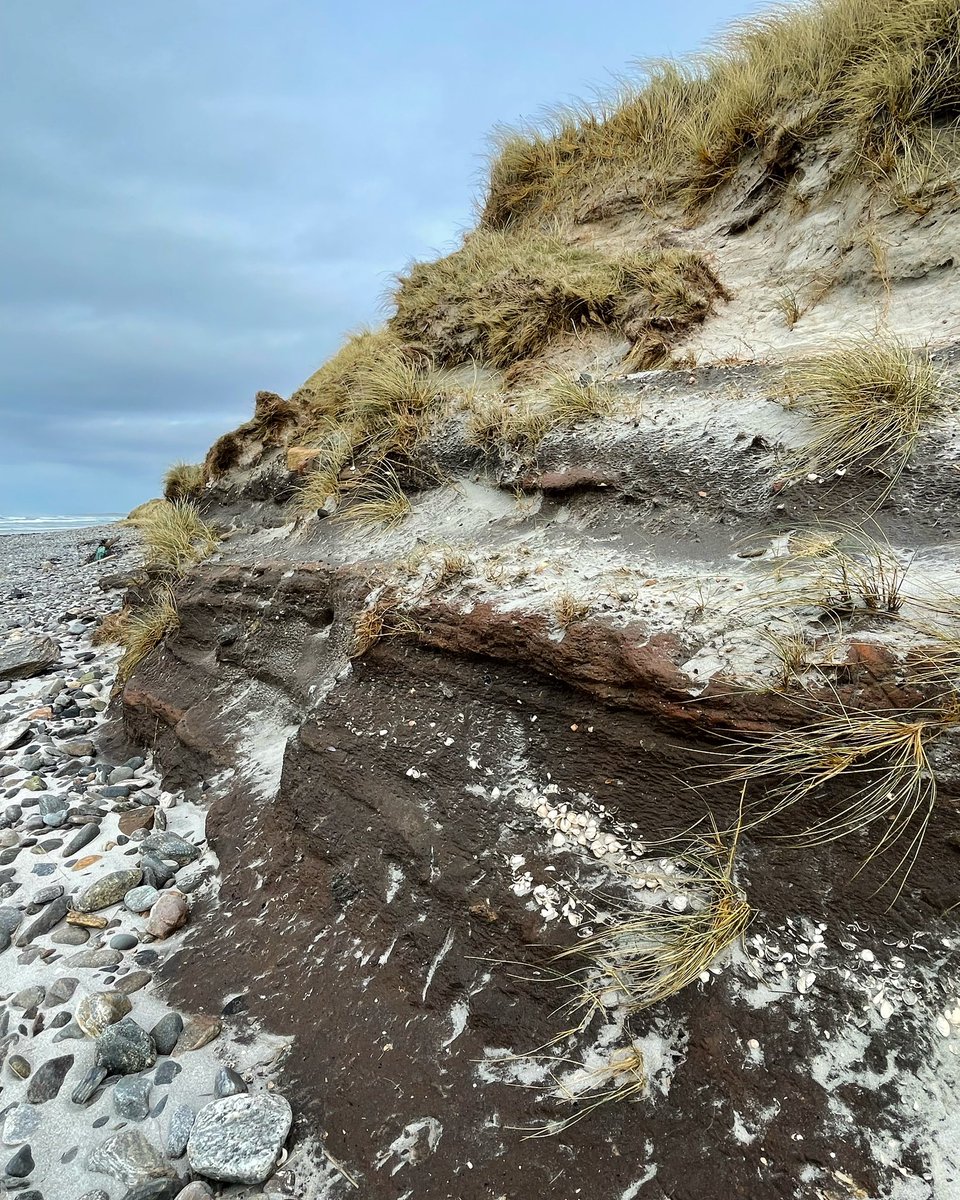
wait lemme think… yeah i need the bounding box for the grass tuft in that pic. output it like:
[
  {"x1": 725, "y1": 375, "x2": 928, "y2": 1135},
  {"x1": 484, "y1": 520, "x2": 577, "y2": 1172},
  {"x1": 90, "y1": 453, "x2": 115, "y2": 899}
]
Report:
[
  {"x1": 336, "y1": 462, "x2": 413, "y2": 529},
  {"x1": 350, "y1": 593, "x2": 422, "y2": 657},
  {"x1": 481, "y1": 0, "x2": 960, "y2": 226},
  {"x1": 725, "y1": 704, "x2": 958, "y2": 894},
  {"x1": 391, "y1": 228, "x2": 724, "y2": 373},
  {"x1": 163, "y1": 461, "x2": 206, "y2": 503},
  {"x1": 784, "y1": 340, "x2": 943, "y2": 482},
  {"x1": 116, "y1": 586, "x2": 180, "y2": 685},
  {"x1": 554, "y1": 829, "x2": 751, "y2": 1020},
  {"x1": 133, "y1": 500, "x2": 220, "y2": 574}
]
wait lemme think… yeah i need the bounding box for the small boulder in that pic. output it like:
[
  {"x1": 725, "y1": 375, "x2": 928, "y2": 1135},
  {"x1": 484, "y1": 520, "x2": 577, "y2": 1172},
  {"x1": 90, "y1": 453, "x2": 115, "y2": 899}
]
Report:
[
  {"x1": 186, "y1": 1092, "x2": 292, "y2": 1184},
  {"x1": 0, "y1": 635, "x2": 57, "y2": 682},
  {"x1": 144, "y1": 890, "x2": 188, "y2": 939}
]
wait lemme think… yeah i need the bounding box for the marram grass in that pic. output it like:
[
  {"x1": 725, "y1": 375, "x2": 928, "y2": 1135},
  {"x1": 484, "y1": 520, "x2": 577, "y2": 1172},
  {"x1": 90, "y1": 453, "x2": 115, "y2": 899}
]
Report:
[{"x1": 482, "y1": 0, "x2": 960, "y2": 226}]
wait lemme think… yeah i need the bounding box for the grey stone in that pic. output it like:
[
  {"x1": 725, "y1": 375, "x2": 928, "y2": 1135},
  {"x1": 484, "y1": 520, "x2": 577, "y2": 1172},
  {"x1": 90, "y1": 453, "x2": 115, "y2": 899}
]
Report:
[
  {"x1": 172, "y1": 862, "x2": 207, "y2": 894},
  {"x1": 124, "y1": 885, "x2": 159, "y2": 913},
  {"x1": 214, "y1": 1066, "x2": 247, "y2": 1098},
  {"x1": 77, "y1": 1192, "x2": 110, "y2": 1200},
  {"x1": 115, "y1": 970, "x2": 152, "y2": 995},
  {"x1": 141, "y1": 832, "x2": 200, "y2": 866},
  {"x1": 74, "y1": 868, "x2": 143, "y2": 913},
  {"x1": 63, "y1": 946, "x2": 122, "y2": 969},
  {"x1": 96, "y1": 1019, "x2": 156, "y2": 1075},
  {"x1": 51, "y1": 924, "x2": 89, "y2": 945},
  {"x1": 71, "y1": 1064, "x2": 107, "y2": 1104},
  {"x1": 0, "y1": 635, "x2": 58, "y2": 682},
  {"x1": 186, "y1": 1093, "x2": 292, "y2": 1184},
  {"x1": 14, "y1": 896, "x2": 69, "y2": 945},
  {"x1": 11, "y1": 986, "x2": 45, "y2": 1010},
  {"x1": 140, "y1": 856, "x2": 176, "y2": 888},
  {"x1": 114, "y1": 1075, "x2": 151, "y2": 1121},
  {"x1": 61, "y1": 739, "x2": 96, "y2": 757},
  {"x1": 109, "y1": 767, "x2": 136, "y2": 784},
  {"x1": 0, "y1": 906, "x2": 21, "y2": 935},
  {"x1": 5, "y1": 1142, "x2": 34, "y2": 1176},
  {"x1": 53, "y1": 1020, "x2": 85, "y2": 1042},
  {"x1": 2, "y1": 1104, "x2": 40, "y2": 1145},
  {"x1": 150, "y1": 1013, "x2": 183, "y2": 1057},
  {"x1": 88, "y1": 1129, "x2": 175, "y2": 1186},
  {"x1": 166, "y1": 1104, "x2": 195, "y2": 1157},
  {"x1": 0, "y1": 721, "x2": 30, "y2": 752},
  {"x1": 122, "y1": 1182, "x2": 182, "y2": 1200},
  {"x1": 76, "y1": 990, "x2": 132, "y2": 1037},
  {"x1": 29, "y1": 884, "x2": 63, "y2": 905},
  {"x1": 25, "y1": 1054, "x2": 73, "y2": 1102},
  {"x1": 37, "y1": 795, "x2": 67, "y2": 823},
  {"x1": 42, "y1": 975, "x2": 77, "y2": 1007},
  {"x1": 152, "y1": 1060, "x2": 181, "y2": 1086},
  {"x1": 111, "y1": 932, "x2": 138, "y2": 950},
  {"x1": 173, "y1": 1185, "x2": 212, "y2": 1200},
  {"x1": 63, "y1": 823, "x2": 100, "y2": 856}
]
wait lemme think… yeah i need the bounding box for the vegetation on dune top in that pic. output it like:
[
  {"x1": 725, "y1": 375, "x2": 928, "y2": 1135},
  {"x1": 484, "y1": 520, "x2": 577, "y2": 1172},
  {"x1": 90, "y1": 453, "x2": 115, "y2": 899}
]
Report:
[
  {"x1": 390, "y1": 228, "x2": 725, "y2": 371},
  {"x1": 482, "y1": 0, "x2": 960, "y2": 226}
]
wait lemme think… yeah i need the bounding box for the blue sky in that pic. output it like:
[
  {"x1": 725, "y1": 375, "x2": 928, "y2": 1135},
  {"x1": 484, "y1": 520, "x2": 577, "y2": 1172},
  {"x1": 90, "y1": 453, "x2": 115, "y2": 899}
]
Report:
[{"x1": 0, "y1": 0, "x2": 755, "y2": 515}]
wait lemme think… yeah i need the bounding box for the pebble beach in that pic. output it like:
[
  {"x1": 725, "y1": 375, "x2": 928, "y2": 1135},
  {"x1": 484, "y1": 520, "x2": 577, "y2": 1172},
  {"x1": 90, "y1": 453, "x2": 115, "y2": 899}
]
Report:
[{"x1": 0, "y1": 526, "x2": 297, "y2": 1200}]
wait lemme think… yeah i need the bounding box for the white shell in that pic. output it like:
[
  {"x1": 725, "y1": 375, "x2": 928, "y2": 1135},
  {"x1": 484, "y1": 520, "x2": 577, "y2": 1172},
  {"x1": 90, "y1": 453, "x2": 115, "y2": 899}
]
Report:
[
  {"x1": 879, "y1": 1001, "x2": 894, "y2": 1020},
  {"x1": 937, "y1": 1015, "x2": 952, "y2": 1038},
  {"x1": 860, "y1": 949, "x2": 876, "y2": 963}
]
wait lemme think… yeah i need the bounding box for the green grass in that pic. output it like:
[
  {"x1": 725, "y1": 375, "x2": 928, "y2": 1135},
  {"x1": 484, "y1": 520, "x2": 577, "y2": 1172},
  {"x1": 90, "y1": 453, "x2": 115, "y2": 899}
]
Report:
[
  {"x1": 784, "y1": 339, "x2": 943, "y2": 481},
  {"x1": 391, "y1": 228, "x2": 724, "y2": 372},
  {"x1": 482, "y1": 0, "x2": 960, "y2": 227}
]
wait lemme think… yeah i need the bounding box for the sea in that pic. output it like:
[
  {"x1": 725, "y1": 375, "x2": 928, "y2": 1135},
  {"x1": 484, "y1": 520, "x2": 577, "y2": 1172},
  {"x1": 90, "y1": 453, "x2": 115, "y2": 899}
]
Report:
[{"x1": 0, "y1": 514, "x2": 124, "y2": 536}]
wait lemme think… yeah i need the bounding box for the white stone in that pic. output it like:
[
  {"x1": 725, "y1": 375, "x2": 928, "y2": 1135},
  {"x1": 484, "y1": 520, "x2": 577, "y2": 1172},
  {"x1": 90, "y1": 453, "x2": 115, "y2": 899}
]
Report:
[{"x1": 186, "y1": 1093, "x2": 292, "y2": 1185}]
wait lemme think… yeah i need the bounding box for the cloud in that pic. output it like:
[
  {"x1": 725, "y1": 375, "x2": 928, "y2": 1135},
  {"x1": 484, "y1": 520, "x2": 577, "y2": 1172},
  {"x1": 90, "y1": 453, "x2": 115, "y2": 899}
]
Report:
[{"x1": 0, "y1": 0, "x2": 748, "y2": 515}]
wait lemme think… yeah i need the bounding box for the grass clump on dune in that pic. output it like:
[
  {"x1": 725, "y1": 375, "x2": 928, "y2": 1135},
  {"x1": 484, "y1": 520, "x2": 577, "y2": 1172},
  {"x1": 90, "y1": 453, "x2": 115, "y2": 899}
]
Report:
[
  {"x1": 293, "y1": 330, "x2": 456, "y2": 517},
  {"x1": 784, "y1": 339, "x2": 943, "y2": 481},
  {"x1": 391, "y1": 228, "x2": 724, "y2": 372},
  {"x1": 116, "y1": 586, "x2": 180, "y2": 685},
  {"x1": 483, "y1": 0, "x2": 960, "y2": 226},
  {"x1": 163, "y1": 461, "x2": 206, "y2": 502},
  {"x1": 467, "y1": 373, "x2": 619, "y2": 454},
  {"x1": 133, "y1": 500, "x2": 219, "y2": 573}
]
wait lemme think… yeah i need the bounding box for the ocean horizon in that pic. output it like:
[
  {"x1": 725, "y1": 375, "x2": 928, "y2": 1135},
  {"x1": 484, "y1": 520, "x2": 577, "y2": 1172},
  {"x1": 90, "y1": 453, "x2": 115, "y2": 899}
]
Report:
[{"x1": 0, "y1": 513, "x2": 124, "y2": 535}]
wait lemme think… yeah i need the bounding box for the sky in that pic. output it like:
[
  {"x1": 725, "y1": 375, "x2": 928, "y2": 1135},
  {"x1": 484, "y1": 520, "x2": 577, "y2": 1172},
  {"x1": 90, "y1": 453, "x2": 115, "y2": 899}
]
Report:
[{"x1": 0, "y1": 0, "x2": 755, "y2": 516}]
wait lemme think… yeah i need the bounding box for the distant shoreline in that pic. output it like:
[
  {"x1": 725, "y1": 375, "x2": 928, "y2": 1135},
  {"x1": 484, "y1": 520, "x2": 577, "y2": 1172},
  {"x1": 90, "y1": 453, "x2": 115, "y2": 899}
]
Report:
[{"x1": 0, "y1": 514, "x2": 124, "y2": 536}]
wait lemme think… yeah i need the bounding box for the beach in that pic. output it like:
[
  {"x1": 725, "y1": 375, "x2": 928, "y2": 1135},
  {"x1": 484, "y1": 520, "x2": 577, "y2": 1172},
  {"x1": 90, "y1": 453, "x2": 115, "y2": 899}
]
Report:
[{"x1": 0, "y1": 525, "x2": 297, "y2": 1199}]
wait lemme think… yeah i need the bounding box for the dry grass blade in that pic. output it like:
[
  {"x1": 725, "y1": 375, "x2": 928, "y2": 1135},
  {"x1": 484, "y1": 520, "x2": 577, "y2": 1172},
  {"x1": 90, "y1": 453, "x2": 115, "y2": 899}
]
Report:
[
  {"x1": 783, "y1": 340, "x2": 943, "y2": 484},
  {"x1": 133, "y1": 500, "x2": 219, "y2": 573},
  {"x1": 91, "y1": 608, "x2": 130, "y2": 647},
  {"x1": 554, "y1": 593, "x2": 591, "y2": 629},
  {"x1": 762, "y1": 623, "x2": 811, "y2": 688},
  {"x1": 524, "y1": 1045, "x2": 648, "y2": 1139},
  {"x1": 163, "y1": 461, "x2": 206, "y2": 502},
  {"x1": 350, "y1": 594, "x2": 422, "y2": 657},
  {"x1": 724, "y1": 705, "x2": 955, "y2": 895},
  {"x1": 116, "y1": 586, "x2": 180, "y2": 685},
  {"x1": 553, "y1": 832, "x2": 750, "y2": 1019},
  {"x1": 336, "y1": 463, "x2": 412, "y2": 529}
]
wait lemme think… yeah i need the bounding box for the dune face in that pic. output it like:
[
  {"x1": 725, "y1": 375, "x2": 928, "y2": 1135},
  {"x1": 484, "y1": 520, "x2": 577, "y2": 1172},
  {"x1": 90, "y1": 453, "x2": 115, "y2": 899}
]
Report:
[{"x1": 114, "y1": 4, "x2": 960, "y2": 1196}]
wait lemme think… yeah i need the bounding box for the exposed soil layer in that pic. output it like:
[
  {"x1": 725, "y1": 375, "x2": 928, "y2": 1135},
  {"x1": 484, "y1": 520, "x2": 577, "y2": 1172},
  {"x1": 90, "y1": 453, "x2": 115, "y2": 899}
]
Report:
[{"x1": 121, "y1": 547, "x2": 960, "y2": 1199}]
